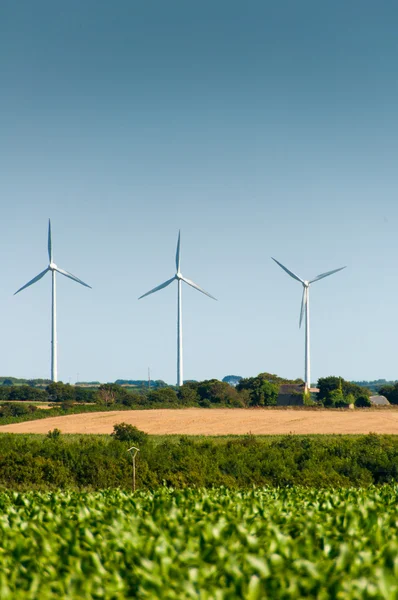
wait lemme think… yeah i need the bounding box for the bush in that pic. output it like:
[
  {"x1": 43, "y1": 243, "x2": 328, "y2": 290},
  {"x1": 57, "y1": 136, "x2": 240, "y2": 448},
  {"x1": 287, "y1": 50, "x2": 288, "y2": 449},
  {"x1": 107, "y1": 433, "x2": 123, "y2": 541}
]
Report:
[
  {"x1": 317, "y1": 376, "x2": 371, "y2": 401},
  {"x1": 46, "y1": 382, "x2": 75, "y2": 403},
  {"x1": 378, "y1": 384, "x2": 398, "y2": 405},
  {"x1": 121, "y1": 393, "x2": 142, "y2": 407},
  {"x1": 355, "y1": 396, "x2": 372, "y2": 408},
  {"x1": 237, "y1": 375, "x2": 279, "y2": 406},
  {"x1": 148, "y1": 388, "x2": 178, "y2": 404},
  {"x1": 47, "y1": 428, "x2": 61, "y2": 439},
  {"x1": 0, "y1": 403, "x2": 38, "y2": 417},
  {"x1": 111, "y1": 423, "x2": 148, "y2": 445}
]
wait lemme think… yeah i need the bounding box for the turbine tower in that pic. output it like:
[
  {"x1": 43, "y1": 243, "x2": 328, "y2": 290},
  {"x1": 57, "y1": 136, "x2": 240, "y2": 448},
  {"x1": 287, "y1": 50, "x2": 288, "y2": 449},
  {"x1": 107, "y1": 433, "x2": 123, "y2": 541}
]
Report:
[
  {"x1": 14, "y1": 219, "x2": 91, "y2": 382},
  {"x1": 139, "y1": 231, "x2": 217, "y2": 386},
  {"x1": 271, "y1": 258, "x2": 346, "y2": 391}
]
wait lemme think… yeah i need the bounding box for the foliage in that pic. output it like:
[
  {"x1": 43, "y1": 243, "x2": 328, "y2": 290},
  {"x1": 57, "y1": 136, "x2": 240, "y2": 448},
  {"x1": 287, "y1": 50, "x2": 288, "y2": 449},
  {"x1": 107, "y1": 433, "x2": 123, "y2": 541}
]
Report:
[
  {"x1": 378, "y1": 383, "x2": 398, "y2": 405},
  {"x1": 237, "y1": 374, "x2": 279, "y2": 406},
  {"x1": 355, "y1": 395, "x2": 372, "y2": 408},
  {"x1": 183, "y1": 380, "x2": 245, "y2": 407},
  {"x1": 0, "y1": 486, "x2": 398, "y2": 597},
  {"x1": 120, "y1": 392, "x2": 143, "y2": 407},
  {"x1": 0, "y1": 376, "x2": 51, "y2": 386},
  {"x1": 116, "y1": 379, "x2": 168, "y2": 388},
  {"x1": 111, "y1": 423, "x2": 148, "y2": 445},
  {"x1": 222, "y1": 375, "x2": 243, "y2": 386},
  {"x1": 74, "y1": 387, "x2": 96, "y2": 403},
  {"x1": 353, "y1": 379, "x2": 398, "y2": 394},
  {"x1": 0, "y1": 385, "x2": 47, "y2": 401},
  {"x1": 0, "y1": 433, "x2": 397, "y2": 490},
  {"x1": 95, "y1": 384, "x2": 125, "y2": 405},
  {"x1": 46, "y1": 382, "x2": 76, "y2": 403},
  {"x1": 177, "y1": 385, "x2": 200, "y2": 405},
  {"x1": 323, "y1": 389, "x2": 349, "y2": 408},
  {"x1": 0, "y1": 403, "x2": 38, "y2": 418},
  {"x1": 47, "y1": 428, "x2": 62, "y2": 439},
  {"x1": 317, "y1": 376, "x2": 371, "y2": 403},
  {"x1": 147, "y1": 388, "x2": 179, "y2": 404}
]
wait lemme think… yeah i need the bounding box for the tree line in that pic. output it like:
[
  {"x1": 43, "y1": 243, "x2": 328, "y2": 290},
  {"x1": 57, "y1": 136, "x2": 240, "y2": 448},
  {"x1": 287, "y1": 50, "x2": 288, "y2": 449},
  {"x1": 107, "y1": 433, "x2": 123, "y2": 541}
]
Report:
[{"x1": 0, "y1": 373, "x2": 395, "y2": 415}]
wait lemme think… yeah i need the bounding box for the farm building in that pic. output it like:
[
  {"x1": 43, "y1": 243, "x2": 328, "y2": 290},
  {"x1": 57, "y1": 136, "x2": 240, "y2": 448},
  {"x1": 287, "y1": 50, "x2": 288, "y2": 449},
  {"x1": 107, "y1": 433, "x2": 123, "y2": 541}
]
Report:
[
  {"x1": 277, "y1": 384, "x2": 305, "y2": 406},
  {"x1": 369, "y1": 395, "x2": 390, "y2": 406}
]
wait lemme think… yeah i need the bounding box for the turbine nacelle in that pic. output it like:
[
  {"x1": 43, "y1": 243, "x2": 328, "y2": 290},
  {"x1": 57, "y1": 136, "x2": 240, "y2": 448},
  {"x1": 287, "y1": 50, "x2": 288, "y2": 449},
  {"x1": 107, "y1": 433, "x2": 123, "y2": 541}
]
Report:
[
  {"x1": 14, "y1": 220, "x2": 92, "y2": 295},
  {"x1": 139, "y1": 231, "x2": 217, "y2": 301}
]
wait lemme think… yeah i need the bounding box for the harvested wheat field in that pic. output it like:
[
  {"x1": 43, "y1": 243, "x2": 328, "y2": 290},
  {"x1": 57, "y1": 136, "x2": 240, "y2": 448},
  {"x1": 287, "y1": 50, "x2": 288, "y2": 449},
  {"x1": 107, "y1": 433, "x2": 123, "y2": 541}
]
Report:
[{"x1": 1, "y1": 408, "x2": 398, "y2": 435}]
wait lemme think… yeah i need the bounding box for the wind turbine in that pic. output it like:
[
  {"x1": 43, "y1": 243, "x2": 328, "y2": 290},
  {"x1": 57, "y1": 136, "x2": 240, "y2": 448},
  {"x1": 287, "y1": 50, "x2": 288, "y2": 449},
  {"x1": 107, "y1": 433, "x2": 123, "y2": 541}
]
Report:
[
  {"x1": 271, "y1": 257, "x2": 346, "y2": 391},
  {"x1": 139, "y1": 231, "x2": 217, "y2": 386},
  {"x1": 14, "y1": 219, "x2": 91, "y2": 382}
]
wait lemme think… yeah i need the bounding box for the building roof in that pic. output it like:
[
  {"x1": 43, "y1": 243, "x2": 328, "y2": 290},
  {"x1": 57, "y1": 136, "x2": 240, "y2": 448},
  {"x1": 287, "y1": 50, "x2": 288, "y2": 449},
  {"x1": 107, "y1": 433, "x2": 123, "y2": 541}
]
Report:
[
  {"x1": 278, "y1": 383, "x2": 305, "y2": 394},
  {"x1": 369, "y1": 395, "x2": 390, "y2": 406}
]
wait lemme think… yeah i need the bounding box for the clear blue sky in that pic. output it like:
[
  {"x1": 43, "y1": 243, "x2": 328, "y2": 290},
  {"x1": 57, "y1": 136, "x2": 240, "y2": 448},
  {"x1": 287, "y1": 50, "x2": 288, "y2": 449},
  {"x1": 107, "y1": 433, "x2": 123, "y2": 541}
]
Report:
[{"x1": 1, "y1": 1, "x2": 398, "y2": 384}]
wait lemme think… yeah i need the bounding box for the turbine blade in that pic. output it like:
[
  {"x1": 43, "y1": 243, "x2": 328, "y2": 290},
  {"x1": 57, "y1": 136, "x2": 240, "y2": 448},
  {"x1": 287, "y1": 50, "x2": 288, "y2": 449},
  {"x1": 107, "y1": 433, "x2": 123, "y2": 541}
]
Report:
[
  {"x1": 14, "y1": 268, "x2": 49, "y2": 295},
  {"x1": 299, "y1": 286, "x2": 307, "y2": 328},
  {"x1": 175, "y1": 230, "x2": 181, "y2": 273},
  {"x1": 271, "y1": 258, "x2": 304, "y2": 284},
  {"x1": 48, "y1": 219, "x2": 52, "y2": 263},
  {"x1": 55, "y1": 267, "x2": 92, "y2": 288},
  {"x1": 310, "y1": 266, "x2": 346, "y2": 284},
  {"x1": 138, "y1": 277, "x2": 176, "y2": 299},
  {"x1": 181, "y1": 276, "x2": 217, "y2": 300}
]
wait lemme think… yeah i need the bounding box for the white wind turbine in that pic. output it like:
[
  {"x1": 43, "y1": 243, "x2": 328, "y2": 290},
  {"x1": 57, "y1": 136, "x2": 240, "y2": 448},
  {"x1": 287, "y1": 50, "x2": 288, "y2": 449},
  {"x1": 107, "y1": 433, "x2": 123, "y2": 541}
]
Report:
[
  {"x1": 14, "y1": 219, "x2": 91, "y2": 382},
  {"x1": 272, "y1": 258, "x2": 346, "y2": 391},
  {"x1": 139, "y1": 231, "x2": 217, "y2": 386}
]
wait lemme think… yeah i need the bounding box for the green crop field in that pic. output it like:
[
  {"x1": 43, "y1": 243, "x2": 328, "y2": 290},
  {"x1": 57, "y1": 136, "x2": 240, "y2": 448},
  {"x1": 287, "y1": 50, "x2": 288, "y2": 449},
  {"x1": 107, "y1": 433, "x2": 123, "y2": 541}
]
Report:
[{"x1": 1, "y1": 487, "x2": 397, "y2": 599}]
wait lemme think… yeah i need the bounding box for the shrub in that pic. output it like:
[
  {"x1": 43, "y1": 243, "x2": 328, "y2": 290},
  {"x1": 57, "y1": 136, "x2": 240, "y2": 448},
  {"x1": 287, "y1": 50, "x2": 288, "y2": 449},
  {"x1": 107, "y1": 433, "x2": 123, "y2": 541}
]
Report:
[
  {"x1": 378, "y1": 383, "x2": 398, "y2": 405},
  {"x1": 355, "y1": 396, "x2": 372, "y2": 408},
  {"x1": 121, "y1": 393, "x2": 142, "y2": 407},
  {"x1": 0, "y1": 403, "x2": 38, "y2": 417},
  {"x1": 237, "y1": 375, "x2": 279, "y2": 406},
  {"x1": 47, "y1": 428, "x2": 61, "y2": 439},
  {"x1": 148, "y1": 388, "x2": 178, "y2": 404},
  {"x1": 111, "y1": 423, "x2": 148, "y2": 445}
]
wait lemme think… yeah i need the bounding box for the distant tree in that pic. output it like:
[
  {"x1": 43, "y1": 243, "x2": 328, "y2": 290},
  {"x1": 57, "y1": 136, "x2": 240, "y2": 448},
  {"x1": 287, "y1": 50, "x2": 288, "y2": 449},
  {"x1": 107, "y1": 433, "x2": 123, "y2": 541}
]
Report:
[
  {"x1": 0, "y1": 403, "x2": 37, "y2": 417},
  {"x1": 317, "y1": 376, "x2": 370, "y2": 402},
  {"x1": 74, "y1": 387, "x2": 96, "y2": 403},
  {"x1": 95, "y1": 384, "x2": 117, "y2": 406},
  {"x1": 2, "y1": 379, "x2": 13, "y2": 386},
  {"x1": 185, "y1": 379, "x2": 244, "y2": 406},
  {"x1": 111, "y1": 423, "x2": 148, "y2": 445},
  {"x1": 317, "y1": 377, "x2": 341, "y2": 401},
  {"x1": 148, "y1": 388, "x2": 178, "y2": 404},
  {"x1": 120, "y1": 392, "x2": 142, "y2": 408},
  {"x1": 378, "y1": 384, "x2": 398, "y2": 405},
  {"x1": 343, "y1": 381, "x2": 371, "y2": 399},
  {"x1": 323, "y1": 388, "x2": 343, "y2": 408},
  {"x1": 237, "y1": 374, "x2": 279, "y2": 406},
  {"x1": 178, "y1": 385, "x2": 200, "y2": 405},
  {"x1": 8, "y1": 386, "x2": 47, "y2": 401},
  {"x1": 355, "y1": 396, "x2": 372, "y2": 408},
  {"x1": 95, "y1": 384, "x2": 133, "y2": 405},
  {"x1": 0, "y1": 387, "x2": 10, "y2": 400},
  {"x1": 222, "y1": 375, "x2": 243, "y2": 387},
  {"x1": 46, "y1": 382, "x2": 76, "y2": 403}
]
